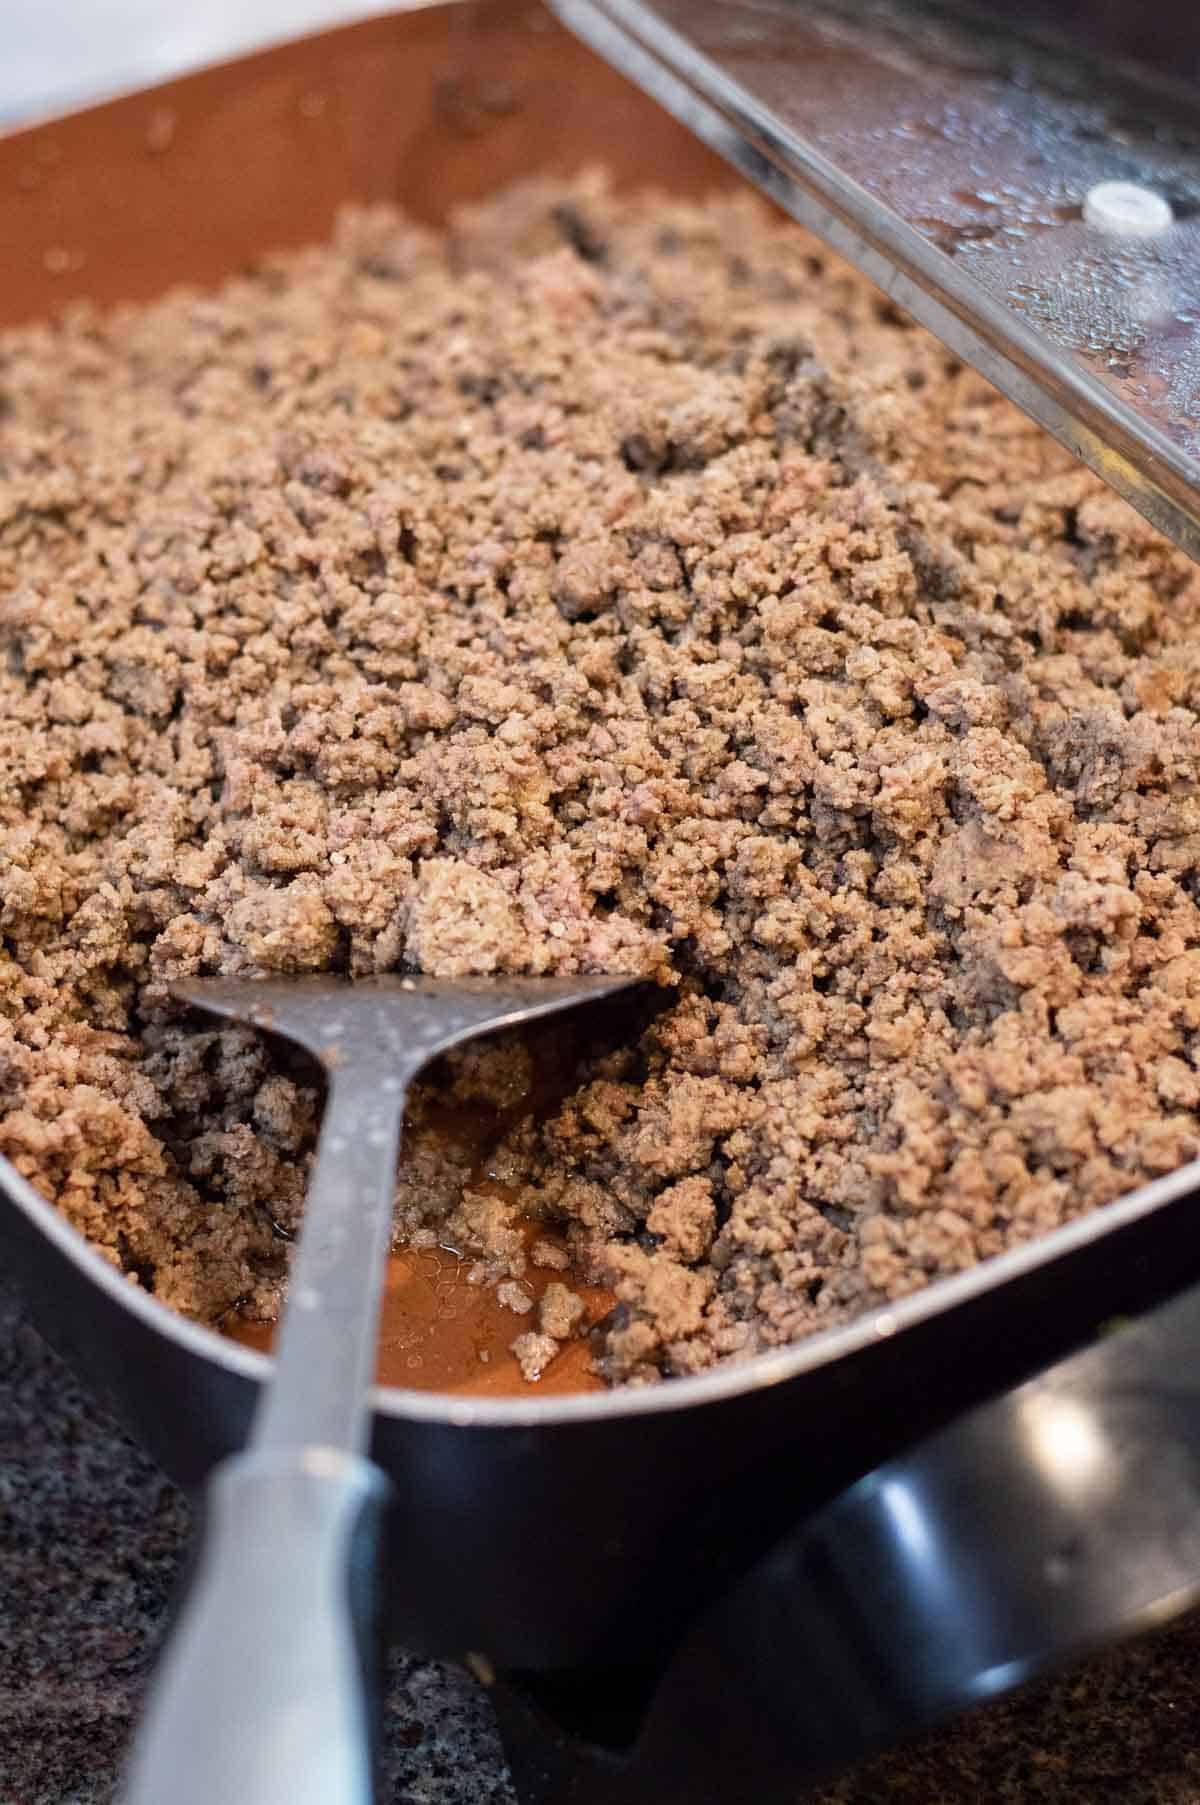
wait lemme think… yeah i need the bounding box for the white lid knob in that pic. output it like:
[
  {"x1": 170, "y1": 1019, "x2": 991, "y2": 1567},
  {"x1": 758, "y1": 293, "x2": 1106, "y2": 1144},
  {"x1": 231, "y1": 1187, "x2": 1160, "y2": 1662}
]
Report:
[{"x1": 1083, "y1": 181, "x2": 1174, "y2": 238}]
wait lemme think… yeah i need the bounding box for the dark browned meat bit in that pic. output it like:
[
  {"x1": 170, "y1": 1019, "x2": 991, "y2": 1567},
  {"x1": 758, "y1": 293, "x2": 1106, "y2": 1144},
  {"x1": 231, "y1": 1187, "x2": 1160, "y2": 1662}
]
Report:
[{"x1": 3, "y1": 174, "x2": 1200, "y2": 1386}]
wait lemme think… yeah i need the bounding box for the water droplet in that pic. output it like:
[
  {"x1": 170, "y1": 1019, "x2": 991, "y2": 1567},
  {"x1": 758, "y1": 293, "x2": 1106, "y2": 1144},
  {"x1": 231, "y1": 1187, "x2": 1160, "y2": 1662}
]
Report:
[
  {"x1": 41, "y1": 245, "x2": 85, "y2": 276},
  {"x1": 145, "y1": 107, "x2": 176, "y2": 154}
]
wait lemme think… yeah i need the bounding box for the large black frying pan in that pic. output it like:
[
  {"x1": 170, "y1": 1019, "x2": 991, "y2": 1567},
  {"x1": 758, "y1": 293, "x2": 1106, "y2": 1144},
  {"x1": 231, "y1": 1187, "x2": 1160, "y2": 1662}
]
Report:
[{"x1": 4, "y1": 4, "x2": 1200, "y2": 1792}]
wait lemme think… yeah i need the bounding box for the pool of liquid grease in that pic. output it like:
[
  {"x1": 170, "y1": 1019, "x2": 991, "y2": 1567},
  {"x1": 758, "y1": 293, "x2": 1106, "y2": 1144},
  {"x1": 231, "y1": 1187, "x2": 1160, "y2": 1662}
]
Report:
[{"x1": 226, "y1": 1220, "x2": 614, "y2": 1399}]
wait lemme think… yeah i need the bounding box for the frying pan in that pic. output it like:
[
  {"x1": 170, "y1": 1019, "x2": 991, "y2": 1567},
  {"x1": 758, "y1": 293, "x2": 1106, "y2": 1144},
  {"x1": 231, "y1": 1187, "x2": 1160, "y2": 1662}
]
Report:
[{"x1": 3, "y1": 0, "x2": 1200, "y2": 1755}]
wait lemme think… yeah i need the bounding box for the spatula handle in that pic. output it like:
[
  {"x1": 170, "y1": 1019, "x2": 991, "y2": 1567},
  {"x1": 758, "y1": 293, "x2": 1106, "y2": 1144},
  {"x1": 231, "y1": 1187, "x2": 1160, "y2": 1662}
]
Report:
[{"x1": 120, "y1": 1446, "x2": 389, "y2": 1805}]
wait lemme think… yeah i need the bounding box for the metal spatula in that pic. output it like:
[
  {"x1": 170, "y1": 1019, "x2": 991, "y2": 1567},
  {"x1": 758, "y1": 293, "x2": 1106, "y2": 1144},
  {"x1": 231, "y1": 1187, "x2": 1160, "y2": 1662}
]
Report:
[{"x1": 121, "y1": 973, "x2": 635, "y2": 1805}]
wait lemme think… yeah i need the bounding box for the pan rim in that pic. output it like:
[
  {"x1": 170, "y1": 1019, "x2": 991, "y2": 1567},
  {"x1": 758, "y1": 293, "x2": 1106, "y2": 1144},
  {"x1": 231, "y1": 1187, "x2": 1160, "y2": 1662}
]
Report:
[{"x1": 3, "y1": 1146, "x2": 1199, "y2": 1427}]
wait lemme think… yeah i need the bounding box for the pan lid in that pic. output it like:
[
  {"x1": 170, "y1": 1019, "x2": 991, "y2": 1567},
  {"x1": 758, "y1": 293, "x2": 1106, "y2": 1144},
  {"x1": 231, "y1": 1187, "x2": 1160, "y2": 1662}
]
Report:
[{"x1": 550, "y1": 0, "x2": 1200, "y2": 560}]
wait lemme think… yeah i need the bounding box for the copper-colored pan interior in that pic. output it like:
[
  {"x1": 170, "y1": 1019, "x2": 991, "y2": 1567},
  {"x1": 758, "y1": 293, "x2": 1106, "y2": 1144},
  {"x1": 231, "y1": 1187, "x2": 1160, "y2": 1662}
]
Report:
[
  {"x1": 230, "y1": 1232, "x2": 614, "y2": 1396},
  {"x1": 0, "y1": 0, "x2": 736, "y2": 328}
]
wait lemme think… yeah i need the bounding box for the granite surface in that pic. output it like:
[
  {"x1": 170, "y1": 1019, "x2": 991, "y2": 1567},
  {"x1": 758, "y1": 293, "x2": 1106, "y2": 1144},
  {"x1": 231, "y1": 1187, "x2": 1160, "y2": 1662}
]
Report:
[{"x1": 4, "y1": 1278, "x2": 1200, "y2": 1804}]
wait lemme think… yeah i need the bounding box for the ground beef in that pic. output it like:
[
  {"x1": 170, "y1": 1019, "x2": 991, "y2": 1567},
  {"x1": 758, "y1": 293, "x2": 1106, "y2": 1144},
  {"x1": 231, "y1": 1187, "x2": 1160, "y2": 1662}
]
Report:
[
  {"x1": 3, "y1": 174, "x2": 1200, "y2": 1386},
  {"x1": 538, "y1": 1281, "x2": 586, "y2": 1340}
]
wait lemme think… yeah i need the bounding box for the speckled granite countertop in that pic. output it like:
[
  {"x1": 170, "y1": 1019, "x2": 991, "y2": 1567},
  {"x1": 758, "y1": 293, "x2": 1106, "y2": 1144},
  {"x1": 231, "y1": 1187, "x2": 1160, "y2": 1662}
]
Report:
[{"x1": 4, "y1": 1279, "x2": 1200, "y2": 1805}]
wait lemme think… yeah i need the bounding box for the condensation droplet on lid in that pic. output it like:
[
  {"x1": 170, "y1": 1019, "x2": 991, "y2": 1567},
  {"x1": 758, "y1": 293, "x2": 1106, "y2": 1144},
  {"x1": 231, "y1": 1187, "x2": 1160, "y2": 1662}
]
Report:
[{"x1": 1083, "y1": 181, "x2": 1173, "y2": 238}]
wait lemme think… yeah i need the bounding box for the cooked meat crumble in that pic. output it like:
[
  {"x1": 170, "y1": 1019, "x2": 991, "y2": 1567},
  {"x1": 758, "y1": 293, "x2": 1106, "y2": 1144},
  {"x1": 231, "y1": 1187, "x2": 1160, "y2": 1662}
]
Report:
[{"x1": 3, "y1": 175, "x2": 1200, "y2": 1385}]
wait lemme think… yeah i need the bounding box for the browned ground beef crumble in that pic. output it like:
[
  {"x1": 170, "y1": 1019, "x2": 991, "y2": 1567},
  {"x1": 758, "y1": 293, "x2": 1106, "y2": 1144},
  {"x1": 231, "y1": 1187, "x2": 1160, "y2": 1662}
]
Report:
[{"x1": 3, "y1": 176, "x2": 1200, "y2": 1386}]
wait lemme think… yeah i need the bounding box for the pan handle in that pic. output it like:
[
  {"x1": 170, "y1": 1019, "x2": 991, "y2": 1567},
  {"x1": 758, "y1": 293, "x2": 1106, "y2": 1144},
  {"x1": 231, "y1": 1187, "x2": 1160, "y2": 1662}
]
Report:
[
  {"x1": 120, "y1": 1446, "x2": 389, "y2": 1805},
  {"x1": 621, "y1": 1280, "x2": 1200, "y2": 1799}
]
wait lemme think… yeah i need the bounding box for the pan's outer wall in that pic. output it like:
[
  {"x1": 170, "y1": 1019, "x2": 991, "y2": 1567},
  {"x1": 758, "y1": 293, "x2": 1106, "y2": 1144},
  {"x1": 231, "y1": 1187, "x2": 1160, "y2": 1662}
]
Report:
[
  {"x1": 8, "y1": 1131, "x2": 1200, "y2": 1668},
  {"x1": 7, "y1": 0, "x2": 1200, "y2": 1671},
  {"x1": 0, "y1": 0, "x2": 735, "y2": 327}
]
